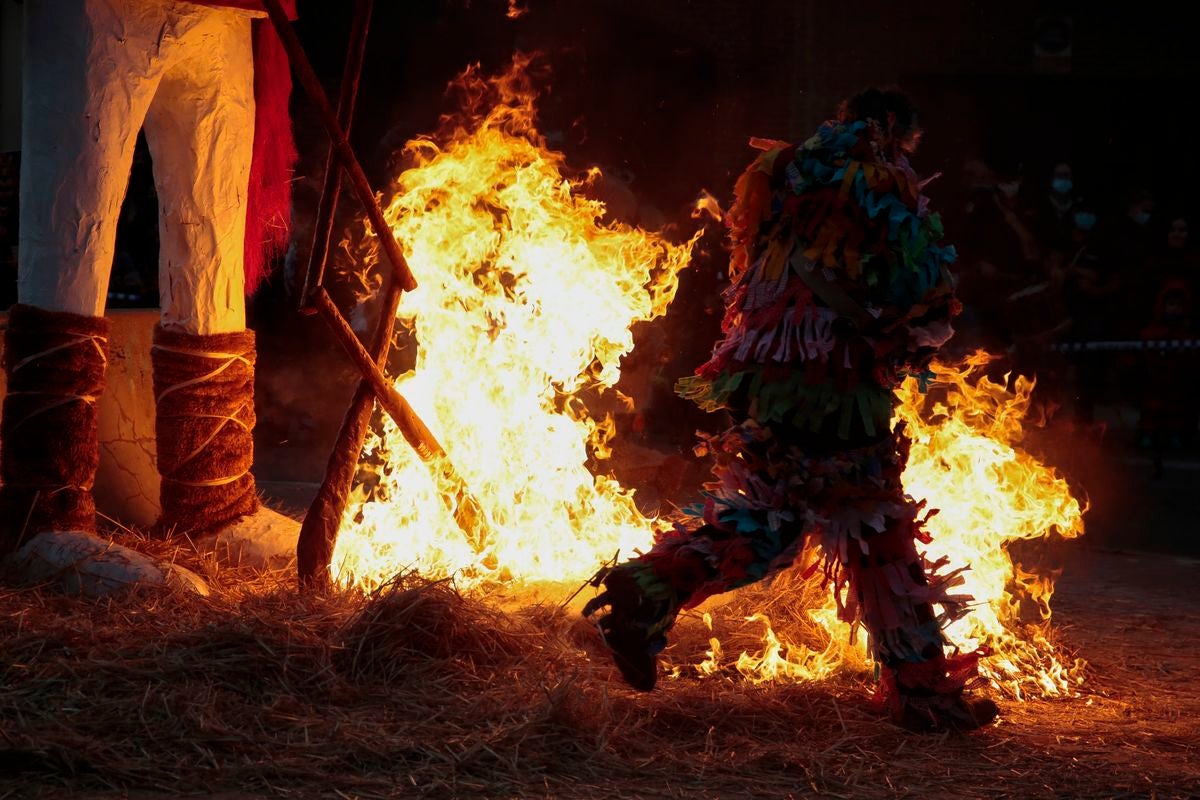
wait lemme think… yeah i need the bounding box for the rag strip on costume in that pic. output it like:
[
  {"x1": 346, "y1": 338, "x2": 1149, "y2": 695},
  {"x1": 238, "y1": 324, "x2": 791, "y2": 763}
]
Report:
[
  {"x1": 616, "y1": 422, "x2": 972, "y2": 661},
  {"x1": 152, "y1": 327, "x2": 260, "y2": 536},
  {"x1": 0, "y1": 305, "x2": 110, "y2": 552},
  {"x1": 601, "y1": 118, "x2": 982, "y2": 702}
]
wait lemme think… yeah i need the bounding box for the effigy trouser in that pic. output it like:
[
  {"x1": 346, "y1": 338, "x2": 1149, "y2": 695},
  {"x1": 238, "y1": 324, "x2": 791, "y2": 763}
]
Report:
[
  {"x1": 18, "y1": 0, "x2": 256, "y2": 332},
  {"x1": 7, "y1": 0, "x2": 300, "y2": 571}
]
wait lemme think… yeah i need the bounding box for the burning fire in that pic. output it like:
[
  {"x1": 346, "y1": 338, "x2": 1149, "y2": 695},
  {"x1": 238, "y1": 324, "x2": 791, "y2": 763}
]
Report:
[
  {"x1": 335, "y1": 58, "x2": 1085, "y2": 700},
  {"x1": 895, "y1": 354, "x2": 1086, "y2": 696},
  {"x1": 713, "y1": 355, "x2": 1086, "y2": 697},
  {"x1": 333, "y1": 56, "x2": 693, "y2": 589}
]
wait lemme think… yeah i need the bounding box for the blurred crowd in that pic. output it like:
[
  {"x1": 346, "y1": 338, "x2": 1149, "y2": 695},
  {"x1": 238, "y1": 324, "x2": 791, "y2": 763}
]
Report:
[{"x1": 951, "y1": 158, "x2": 1200, "y2": 453}]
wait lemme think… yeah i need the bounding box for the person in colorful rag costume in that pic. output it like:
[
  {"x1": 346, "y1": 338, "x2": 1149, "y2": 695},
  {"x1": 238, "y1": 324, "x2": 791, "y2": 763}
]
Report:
[{"x1": 585, "y1": 89, "x2": 997, "y2": 731}]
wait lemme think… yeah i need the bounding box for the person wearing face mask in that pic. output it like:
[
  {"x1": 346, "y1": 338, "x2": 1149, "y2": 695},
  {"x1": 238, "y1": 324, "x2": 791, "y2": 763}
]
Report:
[
  {"x1": 1001, "y1": 187, "x2": 1070, "y2": 397},
  {"x1": 956, "y1": 163, "x2": 1042, "y2": 358},
  {"x1": 1055, "y1": 205, "x2": 1116, "y2": 424},
  {"x1": 1037, "y1": 162, "x2": 1083, "y2": 247},
  {"x1": 1144, "y1": 215, "x2": 1200, "y2": 329}
]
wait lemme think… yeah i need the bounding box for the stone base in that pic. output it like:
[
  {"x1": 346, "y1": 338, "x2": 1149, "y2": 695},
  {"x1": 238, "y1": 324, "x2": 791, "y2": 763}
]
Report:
[
  {"x1": 6, "y1": 529, "x2": 208, "y2": 597},
  {"x1": 200, "y1": 506, "x2": 301, "y2": 569}
]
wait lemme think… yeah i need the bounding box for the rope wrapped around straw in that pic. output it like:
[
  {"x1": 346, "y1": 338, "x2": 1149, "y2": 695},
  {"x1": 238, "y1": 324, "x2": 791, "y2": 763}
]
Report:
[
  {"x1": 152, "y1": 327, "x2": 260, "y2": 536},
  {"x1": 0, "y1": 304, "x2": 110, "y2": 553}
]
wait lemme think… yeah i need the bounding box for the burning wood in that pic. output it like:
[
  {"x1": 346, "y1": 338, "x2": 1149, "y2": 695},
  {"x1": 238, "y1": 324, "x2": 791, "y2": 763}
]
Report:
[{"x1": 266, "y1": 0, "x2": 495, "y2": 584}]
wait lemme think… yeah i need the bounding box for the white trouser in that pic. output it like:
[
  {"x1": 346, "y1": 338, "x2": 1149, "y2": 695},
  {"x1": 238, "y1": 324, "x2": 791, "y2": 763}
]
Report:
[{"x1": 19, "y1": 0, "x2": 257, "y2": 334}]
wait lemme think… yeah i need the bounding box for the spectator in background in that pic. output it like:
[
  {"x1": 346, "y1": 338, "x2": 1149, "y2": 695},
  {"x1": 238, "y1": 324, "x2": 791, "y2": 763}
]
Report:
[
  {"x1": 1138, "y1": 280, "x2": 1198, "y2": 472},
  {"x1": 1036, "y1": 162, "x2": 1084, "y2": 246},
  {"x1": 1108, "y1": 188, "x2": 1157, "y2": 336},
  {"x1": 1145, "y1": 215, "x2": 1200, "y2": 323},
  {"x1": 955, "y1": 160, "x2": 1041, "y2": 356},
  {"x1": 1005, "y1": 246, "x2": 1072, "y2": 401},
  {"x1": 1056, "y1": 204, "x2": 1116, "y2": 424}
]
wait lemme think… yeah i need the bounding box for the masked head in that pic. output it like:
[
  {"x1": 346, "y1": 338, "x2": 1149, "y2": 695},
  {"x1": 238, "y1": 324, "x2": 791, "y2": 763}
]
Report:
[
  {"x1": 1050, "y1": 163, "x2": 1073, "y2": 196},
  {"x1": 838, "y1": 87, "x2": 921, "y2": 156},
  {"x1": 1158, "y1": 284, "x2": 1191, "y2": 327},
  {"x1": 1073, "y1": 209, "x2": 1098, "y2": 234},
  {"x1": 995, "y1": 162, "x2": 1024, "y2": 207},
  {"x1": 1125, "y1": 189, "x2": 1155, "y2": 227}
]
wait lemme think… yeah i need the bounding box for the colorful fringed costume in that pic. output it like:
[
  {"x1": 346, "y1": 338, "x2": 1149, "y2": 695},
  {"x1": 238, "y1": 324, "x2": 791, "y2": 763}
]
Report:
[{"x1": 586, "y1": 94, "x2": 995, "y2": 730}]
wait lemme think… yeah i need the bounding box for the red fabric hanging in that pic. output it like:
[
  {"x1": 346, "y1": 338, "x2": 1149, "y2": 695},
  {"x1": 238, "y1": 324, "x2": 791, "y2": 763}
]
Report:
[{"x1": 188, "y1": 1, "x2": 299, "y2": 294}]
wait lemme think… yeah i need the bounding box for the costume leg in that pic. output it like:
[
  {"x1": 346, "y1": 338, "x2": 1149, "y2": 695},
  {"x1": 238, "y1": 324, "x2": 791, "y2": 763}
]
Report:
[
  {"x1": 588, "y1": 421, "x2": 994, "y2": 728},
  {"x1": 0, "y1": 306, "x2": 110, "y2": 551},
  {"x1": 17, "y1": 0, "x2": 169, "y2": 316},
  {"x1": 585, "y1": 419, "x2": 815, "y2": 688},
  {"x1": 151, "y1": 326, "x2": 259, "y2": 535},
  {"x1": 583, "y1": 520, "x2": 798, "y2": 691},
  {"x1": 143, "y1": 6, "x2": 254, "y2": 336},
  {"x1": 142, "y1": 13, "x2": 296, "y2": 560},
  {"x1": 143, "y1": 7, "x2": 256, "y2": 536},
  {"x1": 2, "y1": 0, "x2": 167, "y2": 553}
]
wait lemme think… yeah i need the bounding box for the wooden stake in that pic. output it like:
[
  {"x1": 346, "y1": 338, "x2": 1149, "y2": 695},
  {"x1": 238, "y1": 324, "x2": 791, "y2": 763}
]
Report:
[
  {"x1": 295, "y1": 0, "x2": 376, "y2": 590},
  {"x1": 264, "y1": 0, "x2": 494, "y2": 587}
]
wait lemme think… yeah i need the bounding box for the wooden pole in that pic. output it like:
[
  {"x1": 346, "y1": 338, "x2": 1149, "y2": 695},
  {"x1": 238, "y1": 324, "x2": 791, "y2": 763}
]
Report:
[
  {"x1": 263, "y1": 1, "x2": 493, "y2": 587},
  {"x1": 296, "y1": 281, "x2": 401, "y2": 589},
  {"x1": 296, "y1": 0, "x2": 371, "y2": 314},
  {"x1": 263, "y1": 0, "x2": 417, "y2": 293},
  {"x1": 311, "y1": 290, "x2": 492, "y2": 563},
  {"x1": 295, "y1": 0, "x2": 375, "y2": 589}
]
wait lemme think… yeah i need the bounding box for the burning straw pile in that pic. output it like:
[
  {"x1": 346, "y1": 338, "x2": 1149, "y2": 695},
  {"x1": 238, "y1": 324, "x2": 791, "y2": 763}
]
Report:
[{"x1": 2, "y1": 531, "x2": 1195, "y2": 799}]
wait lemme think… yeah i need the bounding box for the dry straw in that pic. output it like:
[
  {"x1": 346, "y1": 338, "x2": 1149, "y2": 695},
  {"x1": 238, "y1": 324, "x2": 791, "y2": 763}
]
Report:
[{"x1": 0, "y1": 529, "x2": 1195, "y2": 798}]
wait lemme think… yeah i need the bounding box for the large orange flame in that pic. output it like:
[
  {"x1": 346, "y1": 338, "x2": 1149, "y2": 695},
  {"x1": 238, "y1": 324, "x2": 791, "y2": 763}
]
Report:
[
  {"x1": 709, "y1": 355, "x2": 1086, "y2": 697},
  {"x1": 335, "y1": 58, "x2": 1085, "y2": 700},
  {"x1": 333, "y1": 57, "x2": 692, "y2": 589}
]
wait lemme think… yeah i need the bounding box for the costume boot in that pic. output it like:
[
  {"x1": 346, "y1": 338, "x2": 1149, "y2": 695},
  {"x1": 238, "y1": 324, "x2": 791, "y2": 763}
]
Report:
[
  {"x1": 583, "y1": 564, "x2": 676, "y2": 691},
  {"x1": 885, "y1": 655, "x2": 1000, "y2": 732},
  {"x1": 844, "y1": 511, "x2": 999, "y2": 732},
  {"x1": 0, "y1": 305, "x2": 205, "y2": 596},
  {"x1": 152, "y1": 326, "x2": 297, "y2": 565}
]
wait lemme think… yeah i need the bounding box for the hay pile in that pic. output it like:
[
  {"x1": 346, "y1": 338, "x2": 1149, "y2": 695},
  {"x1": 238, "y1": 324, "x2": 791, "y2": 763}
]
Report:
[{"x1": 0, "y1": 530, "x2": 1196, "y2": 799}]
